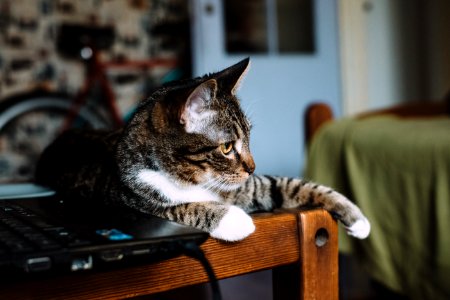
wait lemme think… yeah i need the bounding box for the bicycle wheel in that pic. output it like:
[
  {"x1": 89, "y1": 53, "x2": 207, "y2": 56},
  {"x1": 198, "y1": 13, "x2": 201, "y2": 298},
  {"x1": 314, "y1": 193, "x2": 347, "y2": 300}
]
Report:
[{"x1": 0, "y1": 91, "x2": 108, "y2": 183}]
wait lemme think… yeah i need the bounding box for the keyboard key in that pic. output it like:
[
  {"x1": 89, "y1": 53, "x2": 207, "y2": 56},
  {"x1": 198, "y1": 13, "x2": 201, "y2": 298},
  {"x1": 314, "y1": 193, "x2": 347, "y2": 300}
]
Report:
[
  {"x1": 0, "y1": 201, "x2": 94, "y2": 253},
  {"x1": 68, "y1": 238, "x2": 92, "y2": 247},
  {"x1": 33, "y1": 239, "x2": 61, "y2": 250},
  {"x1": 3, "y1": 240, "x2": 34, "y2": 253}
]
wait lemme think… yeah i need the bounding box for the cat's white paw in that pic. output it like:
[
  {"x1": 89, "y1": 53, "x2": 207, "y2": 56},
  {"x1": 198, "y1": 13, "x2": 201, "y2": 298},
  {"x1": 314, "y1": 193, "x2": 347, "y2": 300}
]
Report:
[
  {"x1": 346, "y1": 217, "x2": 371, "y2": 239},
  {"x1": 210, "y1": 206, "x2": 255, "y2": 242}
]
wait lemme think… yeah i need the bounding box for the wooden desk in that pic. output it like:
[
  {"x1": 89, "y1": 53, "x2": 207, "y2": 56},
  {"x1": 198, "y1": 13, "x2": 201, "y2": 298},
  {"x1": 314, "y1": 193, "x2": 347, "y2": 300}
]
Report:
[{"x1": 0, "y1": 209, "x2": 338, "y2": 300}]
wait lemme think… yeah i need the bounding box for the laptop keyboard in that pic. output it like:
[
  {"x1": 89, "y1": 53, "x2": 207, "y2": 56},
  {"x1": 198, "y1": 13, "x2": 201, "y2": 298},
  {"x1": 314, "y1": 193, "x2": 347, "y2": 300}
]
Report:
[{"x1": 0, "y1": 201, "x2": 91, "y2": 255}]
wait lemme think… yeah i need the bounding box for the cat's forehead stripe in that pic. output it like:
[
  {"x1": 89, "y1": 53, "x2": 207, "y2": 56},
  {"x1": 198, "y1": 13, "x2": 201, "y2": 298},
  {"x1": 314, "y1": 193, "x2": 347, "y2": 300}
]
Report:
[
  {"x1": 227, "y1": 124, "x2": 244, "y2": 146},
  {"x1": 231, "y1": 113, "x2": 249, "y2": 138}
]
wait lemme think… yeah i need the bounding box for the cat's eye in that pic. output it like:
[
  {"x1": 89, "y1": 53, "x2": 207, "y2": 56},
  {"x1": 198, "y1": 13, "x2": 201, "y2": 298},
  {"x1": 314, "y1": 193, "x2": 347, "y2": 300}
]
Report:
[{"x1": 220, "y1": 142, "x2": 234, "y2": 155}]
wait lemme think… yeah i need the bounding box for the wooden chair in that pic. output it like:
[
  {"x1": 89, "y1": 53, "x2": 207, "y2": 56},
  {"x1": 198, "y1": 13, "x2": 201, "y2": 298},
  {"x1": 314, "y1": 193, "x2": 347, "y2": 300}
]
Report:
[
  {"x1": 304, "y1": 96, "x2": 450, "y2": 299},
  {"x1": 305, "y1": 98, "x2": 450, "y2": 143},
  {"x1": 0, "y1": 209, "x2": 338, "y2": 300}
]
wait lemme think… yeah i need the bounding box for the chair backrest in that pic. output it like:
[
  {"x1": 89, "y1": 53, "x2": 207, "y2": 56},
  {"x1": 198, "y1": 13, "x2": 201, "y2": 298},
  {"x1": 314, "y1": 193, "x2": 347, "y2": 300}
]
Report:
[
  {"x1": 304, "y1": 97, "x2": 450, "y2": 144},
  {"x1": 304, "y1": 103, "x2": 333, "y2": 145}
]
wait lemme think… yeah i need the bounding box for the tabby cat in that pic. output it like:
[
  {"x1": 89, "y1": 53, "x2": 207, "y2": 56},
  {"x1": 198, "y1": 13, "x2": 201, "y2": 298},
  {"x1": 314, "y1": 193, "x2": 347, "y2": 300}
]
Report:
[{"x1": 36, "y1": 58, "x2": 370, "y2": 241}]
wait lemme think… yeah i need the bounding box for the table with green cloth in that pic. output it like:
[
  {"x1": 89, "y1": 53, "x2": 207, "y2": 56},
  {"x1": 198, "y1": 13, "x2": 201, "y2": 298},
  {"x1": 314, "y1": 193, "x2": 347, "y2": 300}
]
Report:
[{"x1": 305, "y1": 115, "x2": 450, "y2": 300}]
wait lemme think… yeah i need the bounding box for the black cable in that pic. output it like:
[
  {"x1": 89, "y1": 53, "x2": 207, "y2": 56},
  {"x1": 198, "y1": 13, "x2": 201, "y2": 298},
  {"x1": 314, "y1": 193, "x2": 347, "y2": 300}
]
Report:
[{"x1": 181, "y1": 241, "x2": 222, "y2": 300}]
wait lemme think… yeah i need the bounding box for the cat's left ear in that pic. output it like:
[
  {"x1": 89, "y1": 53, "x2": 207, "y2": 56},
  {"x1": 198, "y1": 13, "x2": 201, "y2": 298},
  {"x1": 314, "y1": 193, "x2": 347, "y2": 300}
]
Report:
[
  {"x1": 180, "y1": 79, "x2": 217, "y2": 132},
  {"x1": 217, "y1": 58, "x2": 251, "y2": 95}
]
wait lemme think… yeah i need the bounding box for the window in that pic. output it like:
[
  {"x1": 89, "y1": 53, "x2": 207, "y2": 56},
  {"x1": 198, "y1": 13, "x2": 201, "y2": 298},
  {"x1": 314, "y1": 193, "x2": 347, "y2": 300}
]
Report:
[{"x1": 224, "y1": 0, "x2": 314, "y2": 54}]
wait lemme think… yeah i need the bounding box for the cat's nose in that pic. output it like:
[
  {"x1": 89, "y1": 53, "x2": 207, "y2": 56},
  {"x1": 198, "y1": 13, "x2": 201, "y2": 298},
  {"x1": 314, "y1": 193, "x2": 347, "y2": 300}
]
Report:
[{"x1": 243, "y1": 157, "x2": 255, "y2": 175}]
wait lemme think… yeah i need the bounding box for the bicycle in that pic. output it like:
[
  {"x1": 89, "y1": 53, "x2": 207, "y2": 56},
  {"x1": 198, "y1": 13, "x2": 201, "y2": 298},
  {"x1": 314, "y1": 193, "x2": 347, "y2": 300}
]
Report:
[{"x1": 0, "y1": 24, "x2": 179, "y2": 183}]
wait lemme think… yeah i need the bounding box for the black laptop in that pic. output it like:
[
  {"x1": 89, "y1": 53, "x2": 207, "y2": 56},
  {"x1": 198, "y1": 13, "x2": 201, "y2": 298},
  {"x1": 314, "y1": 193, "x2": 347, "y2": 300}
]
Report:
[{"x1": 0, "y1": 183, "x2": 209, "y2": 277}]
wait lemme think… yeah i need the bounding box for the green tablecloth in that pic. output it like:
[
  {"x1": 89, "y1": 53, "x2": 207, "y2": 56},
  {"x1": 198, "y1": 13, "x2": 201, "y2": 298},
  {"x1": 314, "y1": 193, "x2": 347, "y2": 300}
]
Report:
[{"x1": 305, "y1": 116, "x2": 450, "y2": 299}]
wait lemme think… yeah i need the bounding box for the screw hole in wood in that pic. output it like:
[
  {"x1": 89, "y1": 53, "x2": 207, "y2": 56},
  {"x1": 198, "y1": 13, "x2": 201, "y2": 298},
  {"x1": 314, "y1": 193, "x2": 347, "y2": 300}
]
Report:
[{"x1": 315, "y1": 228, "x2": 329, "y2": 247}]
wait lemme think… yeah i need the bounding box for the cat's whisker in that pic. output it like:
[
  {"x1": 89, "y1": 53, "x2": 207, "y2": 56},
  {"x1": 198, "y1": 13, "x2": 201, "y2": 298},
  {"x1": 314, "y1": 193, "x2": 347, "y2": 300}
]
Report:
[
  {"x1": 204, "y1": 176, "x2": 239, "y2": 193},
  {"x1": 185, "y1": 170, "x2": 200, "y2": 185},
  {"x1": 209, "y1": 179, "x2": 225, "y2": 192},
  {"x1": 199, "y1": 178, "x2": 217, "y2": 192},
  {"x1": 202, "y1": 177, "x2": 230, "y2": 193},
  {"x1": 242, "y1": 99, "x2": 259, "y2": 122}
]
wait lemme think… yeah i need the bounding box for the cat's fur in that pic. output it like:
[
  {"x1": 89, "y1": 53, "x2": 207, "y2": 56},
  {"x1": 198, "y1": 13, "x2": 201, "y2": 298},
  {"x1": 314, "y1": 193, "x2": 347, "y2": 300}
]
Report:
[{"x1": 35, "y1": 58, "x2": 370, "y2": 241}]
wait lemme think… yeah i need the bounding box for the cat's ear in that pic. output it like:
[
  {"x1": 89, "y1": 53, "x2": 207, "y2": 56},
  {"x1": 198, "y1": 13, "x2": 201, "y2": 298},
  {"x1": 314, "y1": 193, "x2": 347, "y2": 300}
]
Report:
[
  {"x1": 180, "y1": 79, "x2": 217, "y2": 132},
  {"x1": 217, "y1": 58, "x2": 250, "y2": 95}
]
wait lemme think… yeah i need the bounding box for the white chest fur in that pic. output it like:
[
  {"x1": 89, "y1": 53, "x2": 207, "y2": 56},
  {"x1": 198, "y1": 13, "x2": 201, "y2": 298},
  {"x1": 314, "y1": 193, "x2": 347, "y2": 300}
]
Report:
[{"x1": 137, "y1": 169, "x2": 219, "y2": 204}]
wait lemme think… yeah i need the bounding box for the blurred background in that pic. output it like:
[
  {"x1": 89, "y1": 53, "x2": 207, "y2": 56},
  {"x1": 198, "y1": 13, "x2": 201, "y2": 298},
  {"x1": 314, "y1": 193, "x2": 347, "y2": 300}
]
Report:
[
  {"x1": 0, "y1": 0, "x2": 449, "y2": 299},
  {"x1": 0, "y1": 0, "x2": 193, "y2": 182},
  {"x1": 0, "y1": 0, "x2": 449, "y2": 182},
  {"x1": 0, "y1": 0, "x2": 449, "y2": 183}
]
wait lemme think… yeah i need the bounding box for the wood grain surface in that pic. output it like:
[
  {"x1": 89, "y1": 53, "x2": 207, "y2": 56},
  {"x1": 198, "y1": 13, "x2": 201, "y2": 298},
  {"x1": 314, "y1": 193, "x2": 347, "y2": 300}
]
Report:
[{"x1": 0, "y1": 209, "x2": 338, "y2": 300}]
